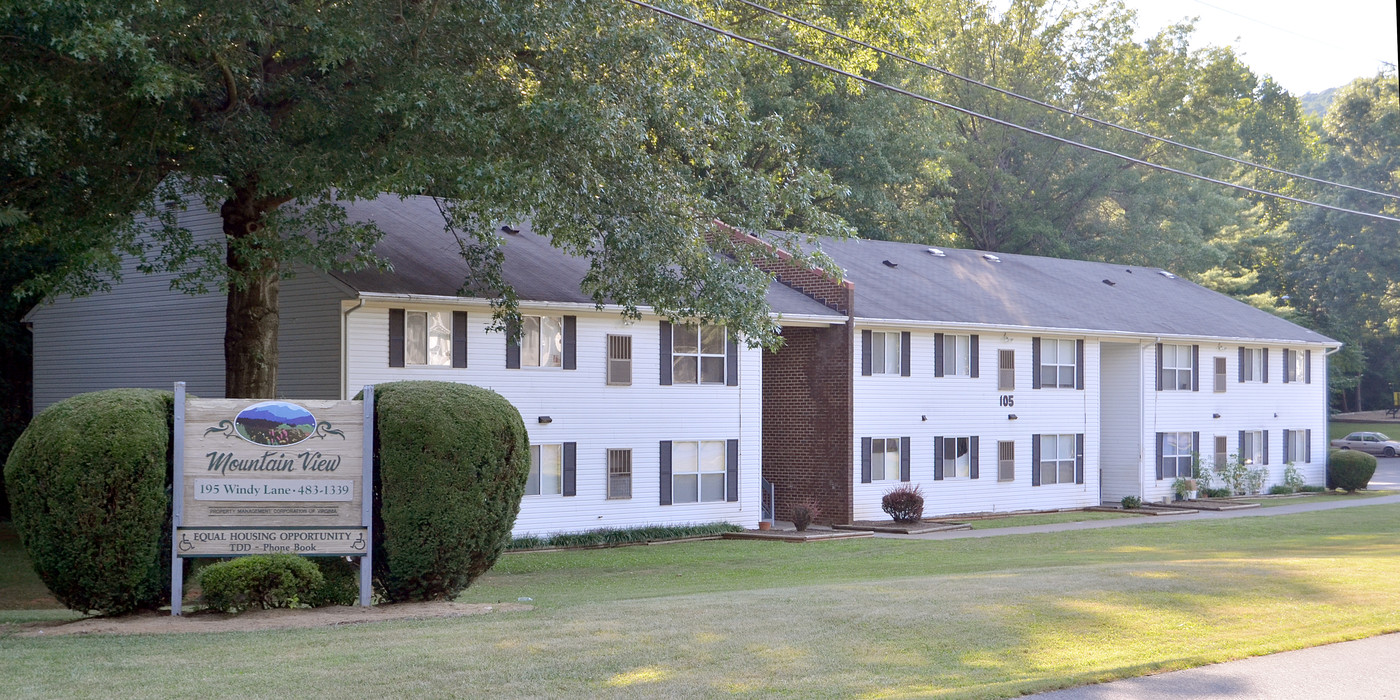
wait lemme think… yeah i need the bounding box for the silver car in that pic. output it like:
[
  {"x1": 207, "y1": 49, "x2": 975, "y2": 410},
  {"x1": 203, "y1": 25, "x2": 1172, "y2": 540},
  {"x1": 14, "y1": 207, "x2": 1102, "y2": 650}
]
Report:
[{"x1": 1330, "y1": 431, "x2": 1400, "y2": 457}]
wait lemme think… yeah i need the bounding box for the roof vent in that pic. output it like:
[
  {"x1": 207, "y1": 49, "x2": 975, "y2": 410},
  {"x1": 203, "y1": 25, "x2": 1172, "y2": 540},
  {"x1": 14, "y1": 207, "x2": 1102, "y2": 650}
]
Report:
[
  {"x1": 500, "y1": 224, "x2": 520, "y2": 235},
  {"x1": 1102, "y1": 279, "x2": 1116, "y2": 286},
  {"x1": 982, "y1": 253, "x2": 1001, "y2": 263},
  {"x1": 1125, "y1": 269, "x2": 1133, "y2": 274},
  {"x1": 926, "y1": 248, "x2": 947, "y2": 257},
  {"x1": 1158, "y1": 270, "x2": 1176, "y2": 279},
  {"x1": 882, "y1": 260, "x2": 898, "y2": 268}
]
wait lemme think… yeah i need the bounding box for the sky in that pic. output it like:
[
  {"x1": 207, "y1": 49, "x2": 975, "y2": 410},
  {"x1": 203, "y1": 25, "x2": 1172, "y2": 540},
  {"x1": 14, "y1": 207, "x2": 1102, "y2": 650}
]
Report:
[{"x1": 1115, "y1": 0, "x2": 1398, "y2": 95}]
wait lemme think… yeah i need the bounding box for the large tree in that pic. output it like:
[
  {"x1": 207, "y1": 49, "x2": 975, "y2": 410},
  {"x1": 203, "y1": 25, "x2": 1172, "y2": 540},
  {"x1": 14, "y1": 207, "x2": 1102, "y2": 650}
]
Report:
[{"x1": 2, "y1": 1, "x2": 848, "y2": 398}]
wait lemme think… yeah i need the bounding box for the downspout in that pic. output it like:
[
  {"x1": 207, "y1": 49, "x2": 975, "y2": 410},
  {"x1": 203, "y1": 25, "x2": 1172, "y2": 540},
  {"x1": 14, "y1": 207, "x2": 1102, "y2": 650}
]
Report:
[
  {"x1": 1144, "y1": 337, "x2": 1161, "y2": 502},
  {"x1": 341, "y1": 298, "x2": 365, "y2": 399}
]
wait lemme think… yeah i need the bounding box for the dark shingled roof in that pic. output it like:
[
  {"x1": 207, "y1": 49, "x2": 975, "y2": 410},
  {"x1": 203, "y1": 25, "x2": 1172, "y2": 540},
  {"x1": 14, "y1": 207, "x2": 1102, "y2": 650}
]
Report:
[
  {"x1": 326, "y1": 194, "x2": 843, "y2": 319},
  {"x1": 802, "y1": 236, "x2": 1335, "y2": 344}
]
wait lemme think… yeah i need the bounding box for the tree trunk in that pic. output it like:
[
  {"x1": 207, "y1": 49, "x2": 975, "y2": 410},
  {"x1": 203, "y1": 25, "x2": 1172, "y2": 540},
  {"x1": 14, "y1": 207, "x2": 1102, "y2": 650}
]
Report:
[{"x1": 221, "y1": 185, "x2": 281, "y2": 399}]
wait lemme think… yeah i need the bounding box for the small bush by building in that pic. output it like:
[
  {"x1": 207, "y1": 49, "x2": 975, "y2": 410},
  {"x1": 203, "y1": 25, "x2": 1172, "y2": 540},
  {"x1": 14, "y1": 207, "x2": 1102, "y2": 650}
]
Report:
[
  {"x1": 1328, "y1": 450, "x2": 1377, "y2": 493},
  {"x1": 3, "y1": 389, "x2": 172, "y2": 614},
  {"x1": 370, "y1": 381, "x2": 529, "y2": 602},
  {"x1": 882, "y1": 484, "x2": 925, "y2": 523},
  {"x1": 197, "y1": 554, "x2": 324, "y2": 612}
]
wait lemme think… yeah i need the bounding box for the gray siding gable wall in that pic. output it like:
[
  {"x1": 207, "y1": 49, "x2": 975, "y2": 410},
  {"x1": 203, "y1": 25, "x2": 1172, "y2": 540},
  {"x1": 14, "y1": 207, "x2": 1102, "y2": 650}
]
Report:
[{"x1": 28, "y1": 204, "x2": 350, "y2": 411}]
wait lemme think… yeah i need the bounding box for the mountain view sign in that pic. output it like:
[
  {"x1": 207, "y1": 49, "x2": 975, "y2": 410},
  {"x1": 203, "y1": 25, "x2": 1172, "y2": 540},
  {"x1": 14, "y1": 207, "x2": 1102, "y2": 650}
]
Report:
[{"x1": 170, "y1": 383, "x2": 375, "y2": 614}]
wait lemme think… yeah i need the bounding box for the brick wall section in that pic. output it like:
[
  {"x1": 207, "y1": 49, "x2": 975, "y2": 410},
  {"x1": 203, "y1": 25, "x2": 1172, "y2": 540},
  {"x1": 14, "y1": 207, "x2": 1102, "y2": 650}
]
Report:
[
  {"x1": 761, "y1": 324, "x2": 854, "y2": 524},
  {"x1": 713, "y1": 221, "x2": 854, "y2": 314}
]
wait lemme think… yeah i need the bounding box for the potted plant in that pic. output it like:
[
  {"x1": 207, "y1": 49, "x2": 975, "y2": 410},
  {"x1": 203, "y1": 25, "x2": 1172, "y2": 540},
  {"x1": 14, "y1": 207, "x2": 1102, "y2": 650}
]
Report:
[{"x1": 1172, "y1": 476, "x2": 1198, "y2": 501}]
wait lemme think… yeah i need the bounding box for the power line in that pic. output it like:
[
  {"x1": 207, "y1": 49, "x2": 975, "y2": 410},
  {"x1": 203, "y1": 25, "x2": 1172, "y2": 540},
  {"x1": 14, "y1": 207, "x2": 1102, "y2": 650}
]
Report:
[
  {"x1": 728, "y1": 0, "x2": 1400, "y2": 202},
  {"x1": 619, "y1": 0, "x2": 1400, "y2": 224}
]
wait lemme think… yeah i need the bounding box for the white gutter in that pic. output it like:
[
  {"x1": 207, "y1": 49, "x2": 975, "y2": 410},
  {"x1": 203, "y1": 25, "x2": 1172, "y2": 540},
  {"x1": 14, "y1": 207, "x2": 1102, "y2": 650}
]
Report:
[
  {"x1": 340, "y1": 298, "x2": 365, "y2": 399},
  {"x1": 850, "y1": 316, "x2": 1342, "y2": 348},
  {"x1": 351, "y1": 291, "x2": 844, "y2": 325}
]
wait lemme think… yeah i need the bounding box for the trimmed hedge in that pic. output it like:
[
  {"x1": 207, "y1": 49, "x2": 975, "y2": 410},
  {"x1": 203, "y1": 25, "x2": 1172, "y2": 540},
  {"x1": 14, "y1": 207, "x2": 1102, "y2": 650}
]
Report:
[
  {"x1": 507, "y1": 523, "x2": 744, "y2": 551},
  {"x1": 197, "y1": 554, "x2": 323, "y2": 612},
  {"x1": 307, "y1": 557, "x2": 362, "y2": 607},
  {"x1": 1328, "y1": 449, "x2": 1377, "y2": 493},
  {"x1": 368, "y1": 382, "x2": 528, "y2": 601},
  {"x1": 3, "y1": 389, "x2": 172, "y2": 614}
]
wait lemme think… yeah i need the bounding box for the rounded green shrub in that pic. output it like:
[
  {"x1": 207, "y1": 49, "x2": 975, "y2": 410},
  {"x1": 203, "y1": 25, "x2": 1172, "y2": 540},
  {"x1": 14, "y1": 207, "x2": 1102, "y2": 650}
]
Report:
[
  {"x1": 197, "y1": 554, "x2": 323, "y2": 612},
  {"x1": 306, "y1": 557, "x2": 362, "y2": 607},
  {"x1": 368, "y1": 381, "x2": 528, "y2": 601},
  {"x1": 3, "y1": 389, "x2": 172, "y2": 614},
  {"x1": 1328, "y1": 449, "x2": 1377, "y2": 493}
]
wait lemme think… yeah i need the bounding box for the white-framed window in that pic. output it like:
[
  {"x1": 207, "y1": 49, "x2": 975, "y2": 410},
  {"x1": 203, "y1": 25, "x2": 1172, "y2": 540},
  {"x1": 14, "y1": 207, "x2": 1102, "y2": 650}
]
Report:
[
  {"x1": 1286, "y1": 349, "x2": 1306, "y2": 382},
  {"x1": 1214, "y1": 435, "x2": 1228, "y2": 471},
  {"x1": 673, "y1": 324, "x2": 726, "y2": 384},
  {"x1": 998, "y1": 350, "x2": 1015, "y2": 391},
  {"x1": 405, "y1": 311, "x2": 453, "y2": 366},
  {"x1": 1241, "y1": 430, "x2": 1264, "y2": 465},
  {"x1": 607, "y1": 449, "x2": 632, "y2": 499},
  {"x1": 1161, "y1": 344, "x2": 1193, "y2": 390},
  {"x1": 1242, "y1": 347, "x2": 1264, "y2": 382},
  {"x1": 869, "y1": 437, "x2": 901, "y2": 481},
  {"x1": 606, "y1": 335, "x2": 632, "y2": 386},
  {"x1": 1040, "y1": 339, "x2": 1076, "y2": 388},
  {"x1": 871, "y1": 331, "x2": 902, "y2": 375},
  {"x1": 1288, "y1": 430, "x2": 1308, "y2": 463},
  {"x1": 1214, "y1": 357, "x2": 1227, "y2": 393},
  {"x1": 526, "y1": 444, "x2": 563, "y2": 496},
  {"x1": 523, "y1": 315, "x2": 564, "y2": 368},
  {"x1": 997, "y1": 440, "x2": 1015, "y2": 481},
  {"x1": 1163, "y1": 432, "x2": 1193, "y2": 478},
  {"x1": 941, "y1": 334, "x2": 972, "y2": 377},
  {"x1": 941, "y1": 436, "x2": 972, "y2": 478},
  {"x1": 1039, "y1": 434, "x2": 1076, "y2": 484},
  {"x1": 672, "y1": 440, "x2": 726, "y2": 503}
]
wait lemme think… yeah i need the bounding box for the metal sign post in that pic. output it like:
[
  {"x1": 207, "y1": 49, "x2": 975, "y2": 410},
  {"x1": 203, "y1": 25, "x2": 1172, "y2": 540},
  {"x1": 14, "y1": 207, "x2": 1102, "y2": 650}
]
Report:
[
  {"x1": 171, "y1": 382, "x2": 186, "y2": 616},
  {"x1": 360, "y1": 385, "x2": 374, "y2": 607}
]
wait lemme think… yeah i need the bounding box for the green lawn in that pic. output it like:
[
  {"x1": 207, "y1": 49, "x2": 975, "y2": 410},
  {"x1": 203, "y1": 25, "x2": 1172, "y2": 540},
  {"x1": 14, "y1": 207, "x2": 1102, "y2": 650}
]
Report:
[
  {"x1": 963, "y1": 510, "x2": 1141, "y2": 529},
  {"x1": 1234, "y1": 491, "x2": 1395, "y2": 508},
  {"x1": 4, "y1": 507, "x2": 1400, "y2": 698},
  {"x1": 1328, "y1": 421, "x2": 1400, "y2": 440}
]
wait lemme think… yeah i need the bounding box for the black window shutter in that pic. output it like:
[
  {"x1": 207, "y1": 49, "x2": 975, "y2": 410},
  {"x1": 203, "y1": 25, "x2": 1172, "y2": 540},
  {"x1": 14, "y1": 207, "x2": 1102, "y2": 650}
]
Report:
[
  {"x1": 861, "y1": 330, "x2": 873, "y2": 376},
  {"x1": 934, "y1": 333, "x2": 945, "y2": 377},
  {"x1": 1192, "y1": 345, "x2": 1200, "y2": 392},
  {"x1": 900, "y1": 436, "x2": 911, "y2": 482},
  {"x1": 726, "y1": 438, "x2": 739, "y2": 502},
  {"x1": 726, "y1": 332, "x2": 739, "y2": 386},
  {"x1": 970, "y1": 335, "x2": 980, "y2": 378},
  {"x1": 388, "y1": 308, "x2": 406, "y2": 367},
  {"x1": 1192, "y1": 432, "x2": 1200, "y2": 473},
  {"x1": 1238, "y1": 346, "x2": 1246, "y2": 382},
  {"x1": 1076, "y1": 339, "x2": 1085, "y2": 390},
  {"x1": 562, "y1": 442, "x2": 577, "y2": 497},
  {"x1": 1262, "y1": 429, "x2": 1269, "y2": 464},
  {"x1": 860, "y1": 437, "x2": 872, "y2": 483},
  {"x1": 1155, "y1": 432, "x2": 1165, "y2": 480},
  {"x1": 1239, "y1": 430, "x2": 1246, "y2": 462},
  {"x1": 562, "y1": 315, "x2": 577, "y2": 370},
  {"x1": 659, "y1": 441, "x2": 673, "y2": 505},
  {"x1": 970, "y1": 436, "x2": 980, "y2": 479},
  {"x1": 1075, "y1": 433, "x2": 1085, "y2": 484},
  {"x1": 1283, "y1": 349, "x2": 1291, "y2": 383},
  {"x1": 1282, "y1": 430, "x2": 1291, "y2": 464},
  {"x1": 1032, "y1": 337, "x2": 1042, "y2": 389},
  {"x1": 1262, "y1": 348, "x2": 1269, "y2": 383},
  {"x1": 900, "y1": 332, "x2": 911, "y2": 377},
  {"x1": 933, "y1": 436, "x2": 944, "y2": 480},
  {"x1": 505, "y1": 317, "x2": 521, "y2": 369},
  {"x1": 1306, "y1": 429, "x2": 1312, "y2": 463},
  {"x1": 452, "y1": 311, "x2": 469, "y2": 368},
  {"x1": 1155, "y1": 342, "x2": 1163, "y2": 391},
  {"x1": 1305, "y1": 349, "x2": 1312, "y2": 383},
  {"x1": 1031, "y1": 435, "x2": 1041, "y2": 486},
  {"x1": 659, "y1": 321, "x2": 673, "y2": 385}
]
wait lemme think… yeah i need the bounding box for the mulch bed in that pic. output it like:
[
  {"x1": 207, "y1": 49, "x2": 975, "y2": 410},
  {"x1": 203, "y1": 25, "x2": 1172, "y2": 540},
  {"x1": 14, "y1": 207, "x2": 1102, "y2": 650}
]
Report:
[
  {"x1": 832, "y1": 521, "x2": 971, "y2": 534},
  {"x1": 723, "y1": 529, "x2": 873, "y2": 542}
]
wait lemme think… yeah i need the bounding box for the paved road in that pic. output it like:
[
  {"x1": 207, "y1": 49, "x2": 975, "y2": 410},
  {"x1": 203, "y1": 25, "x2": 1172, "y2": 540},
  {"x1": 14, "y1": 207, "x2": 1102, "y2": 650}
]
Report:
[
  {"x1": 1371, "y1": 455, "x2": 1400, "y2": 489},
  {"x1": 1028, "y1": 633, "x2": 1400, "y2": 699}
]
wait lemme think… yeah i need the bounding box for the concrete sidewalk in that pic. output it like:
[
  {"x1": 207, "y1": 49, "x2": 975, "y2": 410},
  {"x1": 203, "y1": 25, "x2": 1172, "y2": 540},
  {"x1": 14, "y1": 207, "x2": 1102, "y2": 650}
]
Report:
[{"x1": 1028, "y1": 633, "x2": 1400, "y2": 699}]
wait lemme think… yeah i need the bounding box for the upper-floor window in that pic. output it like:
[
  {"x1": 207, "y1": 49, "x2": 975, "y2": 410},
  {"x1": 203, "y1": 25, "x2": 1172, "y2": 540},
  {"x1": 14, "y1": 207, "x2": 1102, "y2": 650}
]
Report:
[
  {"x1": 674, "y1": 324, "x2": 726, "y2": 384},
  {"x1": 998, "y1": 350, "x2": 1015, "y2": 391},
  {"x1": 523, "y1": 315, "x2": 564, "y2": 368},
  {"x1": 406, "y1": 311, "x2": 453, "y2": 366},
  {"x1": 871, "y1": 331, "x2": 902, "y2": 375},
  {"x1": 1213, "y1": 357, "x2": 1227, "y2": 392},
  {"x1": 1160, "y1": 344, "x2": 1194, "y2": 391},
  {"x1": 606, "y1": 335, "x2": 632, "y2": 386},
  {"x1": 1039, "y1": 339, "x2": 1077, "y2": 388},
  {"x1": 940, "y1": 334, "x2": 972, "y2": 377},
  {"x1": 1284, "y1": 349, "x2": 1309, "y2": 384},
  {"x1": 1240, "y1": 347, "x2": 1265, "y2": 382}
]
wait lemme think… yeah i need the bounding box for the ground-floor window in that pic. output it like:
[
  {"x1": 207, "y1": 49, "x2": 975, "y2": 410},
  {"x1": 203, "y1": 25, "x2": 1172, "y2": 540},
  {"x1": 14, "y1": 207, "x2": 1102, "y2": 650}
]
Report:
[
  {"x1": 1242, "y1": 430, "x2": 1264, "y2": 465},
  {"x1": 870, "y1": 437, "x2": 901, "y2": 481},
  {"x1": 527, "y1": 444, "x2": 562, "y2": 496},
  {"x1": 673, "y1": 440, "x2": 726, "y2": 503},
  {"x1": 941, "y1": 436, "x2": 972, "y2": 478},
  {"x1": 1161, "y1": 432, "x2": 1194, "y2": 478},
  {"x1": 1285, "y1": 430, "x2": 1310, "y2": 464},
  {"x1": 1038, "y1": 434, "x2": 1076, "y2": 484},
  {"x1": 997, "y1": 441, "x2": 1015, "y2": 481},
  {"x1": 607, "y1": 449, "x2": 632, "y2": 499}
]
